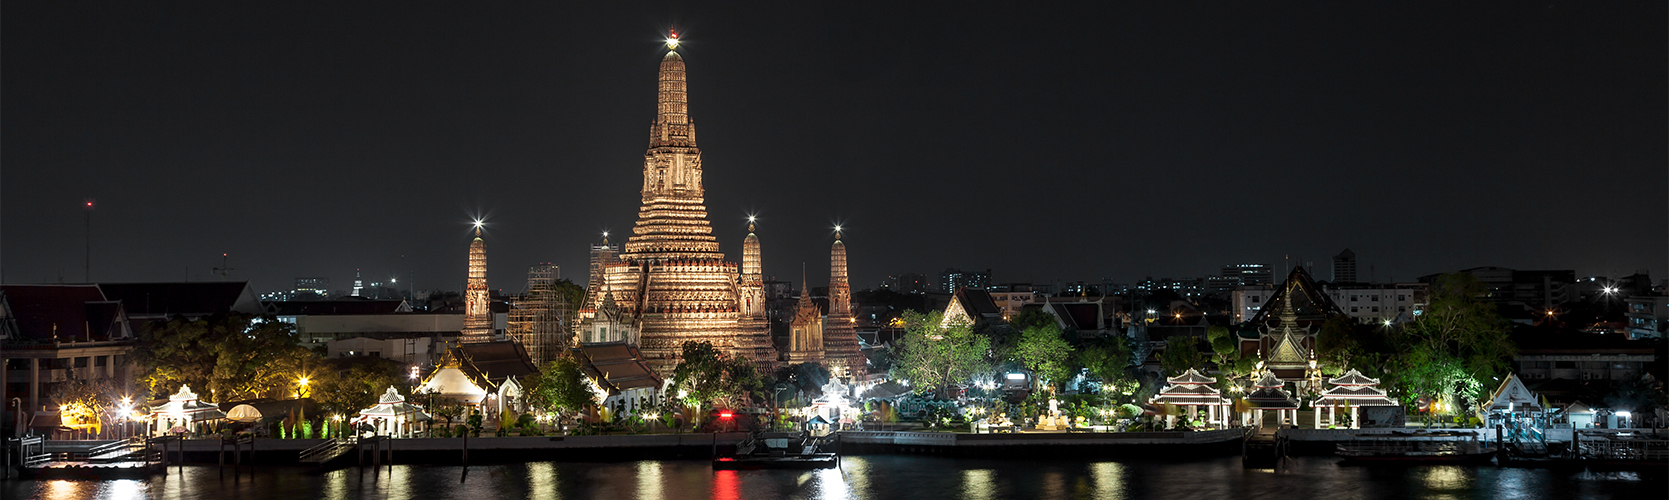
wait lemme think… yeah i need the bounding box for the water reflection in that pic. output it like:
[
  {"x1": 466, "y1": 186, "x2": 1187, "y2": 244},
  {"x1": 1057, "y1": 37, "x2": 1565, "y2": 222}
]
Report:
[
  {"x1": 527, "y1": 462, "x2": 557, "y2": 500},
  {"x1": 711, "y1": 469, "x2": 739, "y2": 500},
  {"x1": 1089, "y1": 462, "x2": 1125, "y2": 500},
  {"x1": 635, "y1": 461, "x2": 662, "y2": 500},
  {"x1": 5, "y1": 456, "x2": 1663, "y2": 500},
  {"x1": 961, "y1": 469, "x2": 996, "y2": 500}
]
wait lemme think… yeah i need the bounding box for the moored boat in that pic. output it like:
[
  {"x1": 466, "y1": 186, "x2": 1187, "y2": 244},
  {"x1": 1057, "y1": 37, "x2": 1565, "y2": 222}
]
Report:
[{"x1": 712, "y1": 431, "x2": 839, "y2": 470}]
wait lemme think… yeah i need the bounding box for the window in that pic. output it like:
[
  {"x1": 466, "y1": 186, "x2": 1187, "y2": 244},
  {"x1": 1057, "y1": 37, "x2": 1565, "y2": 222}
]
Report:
[
  {"x1": 1252, "y1": 296, "x2": 1261, "y2": 303},
  {"x1": 74, "y1": 357, "x2": 89, "y2": 368},
  {"x1": 95, "y1": 356, "x2": 107, "y2": 367},
  {"x1": 1398, "y1": 295, "x2": 1407, "y2": 301},
  {"x1": 1351, "y1": 307, "x2": 1359, "y2": 312}
]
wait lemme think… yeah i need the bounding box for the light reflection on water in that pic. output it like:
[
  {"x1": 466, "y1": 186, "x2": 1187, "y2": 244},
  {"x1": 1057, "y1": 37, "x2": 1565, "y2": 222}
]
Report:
[{"x1": 5, "y1": 456, "x2": 1661, "y2": 500}]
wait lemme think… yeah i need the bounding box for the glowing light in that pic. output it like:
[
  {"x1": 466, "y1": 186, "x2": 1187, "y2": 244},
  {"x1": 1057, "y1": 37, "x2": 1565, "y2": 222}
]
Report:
[
  {"x1": 666, "y1": 30, "x2": 680, "y2": 49},
  {"x1": 472, "y1": 219, "x2": 484, "y2": 230},
  {"x1": 718, "y1": 410, "x2": 734, "y2": 419},
  {"x1": 298, "y1": 377, "x2": 310, "y2": 387}
]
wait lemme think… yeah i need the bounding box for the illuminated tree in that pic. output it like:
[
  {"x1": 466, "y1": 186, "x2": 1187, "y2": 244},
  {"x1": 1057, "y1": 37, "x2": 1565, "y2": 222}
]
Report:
[
  {"x1": 890, "y1": 310, "x2": 991, "y2": 397},
  {"x1": 1157, "y1": 335, "x2": 1206, "y2": 377},
  {"x1": 132, "y1": 313, "x2": 316, "y2": 402},
  {"x1": 1384, "y1": 273, "x2": 1515, "y2": 417},
  {"x1": 670, "y1": 341, "x2": 762, "y2": 413},
  {"x1": 527, "y1": 356, "x2": 598, "y2": 427},
  {"x1": 1012, "y1": 323, "x2": 1073, "y2": 388}
]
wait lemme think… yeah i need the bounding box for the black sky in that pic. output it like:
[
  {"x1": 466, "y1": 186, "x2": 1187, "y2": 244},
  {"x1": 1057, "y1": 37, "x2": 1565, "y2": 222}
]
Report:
[{"x1": 3, "y1": 1, "x2": 1665, "y2": 295}]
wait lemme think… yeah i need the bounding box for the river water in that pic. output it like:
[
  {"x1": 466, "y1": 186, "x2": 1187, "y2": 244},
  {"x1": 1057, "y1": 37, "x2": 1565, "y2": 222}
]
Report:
[{"x1": 4, "y1": 456, "x2": 1660, "y2": 500}]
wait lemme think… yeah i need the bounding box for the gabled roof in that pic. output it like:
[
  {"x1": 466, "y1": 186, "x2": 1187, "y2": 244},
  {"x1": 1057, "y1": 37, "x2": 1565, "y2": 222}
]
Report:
[
  {"x1": 572, "y1": 343, "x2": 663, "y2": 393},
  {"x1": 1327, "y1": 369, "x2": 1380, "y2": 386},
  {"x1": 98, "y1": 282, "x2": 263, "y2": 318},
  {"x1": 1487, "y1": 373, "x2": 1542, "y2": 412},
  {"x1": 1168, "y1": 368, "x2": 1217, "y2": 385},
  {"x1": 1244, "y1": 267, "x2": 1345, "y2": 326},
  {"x1": 1048, "y1": 302, "x2": 1101, "y2": 331},
  {"x1": 455, "y1": 341, "x2": 539, "y2": 384},
  {"x1": 1245, "y1": 370, "x2": 1298, "y2": 408},
  {"x1": 0, "y1": 284, "x2": 129, "y2": 342}
]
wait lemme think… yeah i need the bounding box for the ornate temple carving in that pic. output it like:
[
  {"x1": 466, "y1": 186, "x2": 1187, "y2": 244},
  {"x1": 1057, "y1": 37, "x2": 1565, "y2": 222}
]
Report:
[
  {"x1": 461, "y1": 227, "x2": 493, "y2": 343},
  {"x1": 577, "y1": 46, "x2": 774, "y2": 375}
]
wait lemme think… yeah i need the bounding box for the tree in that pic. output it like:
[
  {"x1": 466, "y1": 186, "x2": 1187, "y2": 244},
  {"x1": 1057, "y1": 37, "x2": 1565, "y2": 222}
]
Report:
[
  {"x1": 1384, "y1": 273, "x2": 1515, "y2": 417},
  {"x1": 1207, "y1": 326, "x2": 1257, "y2": 388},
  {"x1": 1157, "y1": 335, "x2": 1206, "y2": 377},
  {"x1": 670, "y1": 341, "x2": 762, "y2": 413},
  {"x1": 1007, "y1": 308, "x2": 1056, "y2": 332},
  {"x1": 1076, "y1": 335, "x2": 1134, "y2": 385},
  {"x1": 527, "y1": 356, "x2": 598, "y2": 427},
  {"x1": 1012, "y1": 323, "x2": 1073, "y2": 388},
  {"x1": 313, "y1": 357, "x2": 403, "y2": 416},
  {"x1": 889, "y1": 310, "x2": 992, "y2": 397},
  {"x1": 132, "y1": 313, "x2": 316, "y2": 402}
]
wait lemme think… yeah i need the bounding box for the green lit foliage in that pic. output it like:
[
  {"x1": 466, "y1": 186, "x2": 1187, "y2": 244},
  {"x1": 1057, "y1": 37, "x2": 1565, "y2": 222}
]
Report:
[
  {"x1": 1075, "y1": 335, "x2": 1136, "y2": 394},
  {"x1": 313, "y1": 357, "x2": 403, "y2": 416},
  {"x1": 132, "y1": 313, "x2": 315, "y2": 403},
  {"x1": 889, "y1": 310, "x2": 992, "y2": 397},
  {"x1": 670, "y1": 341, "x2": 762, "y2": 413},
  {"x1": 1385, "y1": 273, "x2": 1515, "y2": 417},
  {"x1": 1012, "y1": 323, "x2": 1074, "y2": 389},
  {"x1": 528, "y1": 356, "x2": 598, "y2": 425},
  {"x1": 1206, "y1": 326, "x2": 1257, "y2": 389},
  {"x1": 1157, "y1": 335, "x2": 1207, "y2": 377}
]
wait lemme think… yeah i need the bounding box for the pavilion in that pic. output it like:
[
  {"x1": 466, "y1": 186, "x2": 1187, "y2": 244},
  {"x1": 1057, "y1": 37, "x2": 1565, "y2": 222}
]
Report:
[
  {"x1": 147, "y1": 385, "x2": 226, "y2": 436},
  {"x1": 1244, "y1": 370, "x2": 1299, "y2": 428},
  {"x1": 417, "y1": 349, "x2": 491, "y2": 406},
  {"x1": 1312, "y1": 369, "x2": 1399, "y2": 429},
  {"x1": 1149, "y1": 368, "x2": 1225, "y2": 428},
  {"x1": 354, "y1": 386, "x2": 431, "y2": 438}
]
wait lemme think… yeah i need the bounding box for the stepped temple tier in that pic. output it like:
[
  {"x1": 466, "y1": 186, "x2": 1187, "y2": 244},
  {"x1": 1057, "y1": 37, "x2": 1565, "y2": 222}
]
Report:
[
  {"x1": 462, "y1": 222, "x2": 493, "y2": 343},
  {"x1": 577, "y1": 40, "x2": 778, "y2": 375}
]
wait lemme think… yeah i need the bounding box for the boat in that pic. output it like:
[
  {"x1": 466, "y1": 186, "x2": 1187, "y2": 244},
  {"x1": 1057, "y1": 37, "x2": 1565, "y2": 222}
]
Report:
[
  {"x1": 1336, "y1": 431, "x2": 1497, "y2": 465},
  {"x1": 712, "y1": 431, "x2": 839, "y2": 470}
]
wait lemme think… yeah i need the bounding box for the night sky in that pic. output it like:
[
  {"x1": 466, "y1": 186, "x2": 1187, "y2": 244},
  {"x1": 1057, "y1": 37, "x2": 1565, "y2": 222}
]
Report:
[{"x1": 3, "y1": 2, "x2": 1665, "y2": 296}]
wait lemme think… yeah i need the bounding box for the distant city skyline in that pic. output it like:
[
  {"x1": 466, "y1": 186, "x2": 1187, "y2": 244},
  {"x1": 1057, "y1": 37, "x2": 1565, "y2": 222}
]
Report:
[{"x1": 3, "y1": 2, "x2": 1663, "y2": 295}]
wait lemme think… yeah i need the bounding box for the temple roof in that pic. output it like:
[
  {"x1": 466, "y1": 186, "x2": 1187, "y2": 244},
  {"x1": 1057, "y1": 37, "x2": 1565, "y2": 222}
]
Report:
[
  {"x1": 0, "y1": 284, "x2": 129, "y2": 342},
  {"x1": 1327, "y1": 369, "x2": 1380, "y2": 386},
  {"x1": 1243, "y1": 267, "x2": 1345, "y2": 328},
  {"x1": 1167, "y1": 368, "x2": 1217, "y2": 386},
  {"x1": 1487, "y1": 373, "x2": 1542, "y2": 412},
  {"x1": 357, "y1": 386, "x2": 431, "y2": 421},
  {"x1": 572, "y1": 343, "x2": 663, "y2": 393}
]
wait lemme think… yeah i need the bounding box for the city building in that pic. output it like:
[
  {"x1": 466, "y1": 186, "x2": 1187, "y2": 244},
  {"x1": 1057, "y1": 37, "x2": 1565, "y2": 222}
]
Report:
[
  {"x1": 1332, "y1": 249, "x2": 1357, "y2": 283},
  {"x1": 940, "y1": 268, "x2": 992, "y2": 293},
  {"x1": 1221, "y1": 264, "x2": 1274, "y2": 286},
  {"x1": 987, "y1": 290, "x2": 1038, "y2": 320},
  {"x1": 0, "y1": 285, "x2": 136, "y2": 421},
  {"x1": 1234, "y1": 282, "x2": 1426, "y2": 324},
  {"x1": 1422, "y1": 267, "x2": 1575, "y2": 311},
  {"x1": 884, "y1": 273, "x2": 931, "y2": 294},
  {"x1": 1624, "y1": 296, "x2": 1668, "y2": 340}
]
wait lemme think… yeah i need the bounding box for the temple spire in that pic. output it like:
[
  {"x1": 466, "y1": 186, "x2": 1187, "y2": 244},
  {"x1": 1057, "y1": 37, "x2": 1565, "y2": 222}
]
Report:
[{"x1": 462, "y1": 221, "x2": 491, "y2": 343}]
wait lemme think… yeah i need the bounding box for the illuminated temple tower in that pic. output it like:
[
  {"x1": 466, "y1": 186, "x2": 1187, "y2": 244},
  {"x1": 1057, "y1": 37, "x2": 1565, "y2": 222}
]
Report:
[
  {"x1": 579, "y1": 36, "x2": 773, "y2": 374},
  {"x1": 462, "y1": 226, "x2": 493, "y2": 342},
  {"x1": 822, "y1": 230, "x2": 862, "y2": 376}
]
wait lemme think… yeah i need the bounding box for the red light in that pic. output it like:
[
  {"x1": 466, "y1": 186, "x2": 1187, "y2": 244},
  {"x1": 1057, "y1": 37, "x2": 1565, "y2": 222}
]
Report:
[{"x1": 718, "y1": 410, "x2": 733, "y2": 419}]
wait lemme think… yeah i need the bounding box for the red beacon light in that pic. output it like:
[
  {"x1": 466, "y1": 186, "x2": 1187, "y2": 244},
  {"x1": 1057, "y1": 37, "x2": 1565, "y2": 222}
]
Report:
[{"x1": 718, "y1": 410, "x2": 734, "y2": 419}]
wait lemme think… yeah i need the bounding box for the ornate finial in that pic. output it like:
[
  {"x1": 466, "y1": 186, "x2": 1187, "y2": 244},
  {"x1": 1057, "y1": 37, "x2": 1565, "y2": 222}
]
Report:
[
  {"x1": 834, "y1": 225, "x2": 843, "y2": 240},
  {"x1": 747, "y1": 215, "x2": 756, "y2": 233},
  {"x1": 666, "y1": 29, "x2": 680, "y2": 49},
  {"x1": 472, "y1": 219, "x2": 484, "y2": 237},
  {"x1": 602, "y1": 230, "x2": 610, "y2": 245}
]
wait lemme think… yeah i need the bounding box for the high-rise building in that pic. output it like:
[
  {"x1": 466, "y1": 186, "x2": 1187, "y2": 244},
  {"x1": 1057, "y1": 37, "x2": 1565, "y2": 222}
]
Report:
[
  {"x1": 462, "y1": 227, "x2": 492, "y2": 343},
  {"x1": 940, "y1": 268, "x2": 992, "y2": 293},
  {"x1": 294, "y1": 277, "x2": 329, "y2": 299},
  {"x1": 1332, "y1": 249, "x2": 1357, "y2": 283},
  {"x1": 1222, "y1": 264, "x2": 1273, "y2": 286},
  {"x1": 576, "y1": 40, "x2": 774, "y2": 374}
]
